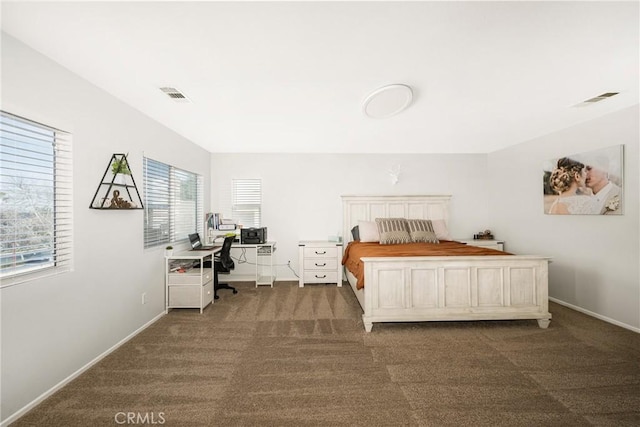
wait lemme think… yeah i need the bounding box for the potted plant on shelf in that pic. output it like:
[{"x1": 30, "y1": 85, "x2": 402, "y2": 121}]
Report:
[
  {"x1": 165, "y1": 246, "x2": 173, "y2": 257},
  {"x1": 111, "y1": 156, "x2": 131, "y2": 184}
]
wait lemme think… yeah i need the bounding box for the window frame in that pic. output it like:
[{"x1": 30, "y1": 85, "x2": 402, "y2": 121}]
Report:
[
  {"x1": 0, "y1": 111, "x2": 73, "y2": 288},
  {"x1": 143, "y1": 157, "x2": 203, "y2": 249},
  {"x1": 231, "y1": 178, "x2": 262, "y2": 228}
]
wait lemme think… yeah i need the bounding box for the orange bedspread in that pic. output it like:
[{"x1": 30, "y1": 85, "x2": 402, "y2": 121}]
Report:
[{"x1": 342, "y1": 241, "x2": 511, "y2": 290}]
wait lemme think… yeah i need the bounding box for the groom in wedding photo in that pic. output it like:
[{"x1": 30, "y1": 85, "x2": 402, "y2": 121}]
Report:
[{"x1": 585, "y1": 157, "x2": 622, "y2": 214}]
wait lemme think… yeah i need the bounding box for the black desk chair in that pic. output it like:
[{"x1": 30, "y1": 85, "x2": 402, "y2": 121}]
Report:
[{"x1": 214, "y1": 235, "x2": 238, "y2": 299}]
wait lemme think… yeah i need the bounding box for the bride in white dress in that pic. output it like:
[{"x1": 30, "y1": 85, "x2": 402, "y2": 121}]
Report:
[{"x1": 548, "y1": 157, "x2": 594, "y2": 215}]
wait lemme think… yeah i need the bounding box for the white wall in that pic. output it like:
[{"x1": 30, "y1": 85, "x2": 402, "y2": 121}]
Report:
[
  {"x1": 487, "y1": 105, "x2": 639, "y2": 330},
  {"x1": 210, "y1": 153, "x2": 491, "y2": 280},
  {"x1": 0, "y1": 34, "x2": 211, "y2": 423}
]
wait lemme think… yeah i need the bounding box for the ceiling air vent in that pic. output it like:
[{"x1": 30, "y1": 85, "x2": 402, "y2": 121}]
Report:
[
  {"x1": 160, "y1": 87, "x2": 191, "y2": 103},
  {"x1": 573, "y1": 92, "x2": 619, "y2": 108}
]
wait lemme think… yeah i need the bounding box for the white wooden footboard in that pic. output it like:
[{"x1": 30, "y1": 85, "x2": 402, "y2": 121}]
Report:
[{"x1": 359, "y1": 255, "x2": 551, "y2": 332}]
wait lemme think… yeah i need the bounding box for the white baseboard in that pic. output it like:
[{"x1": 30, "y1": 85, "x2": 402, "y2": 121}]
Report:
[
  {"x1": 549, "y1": 297, "x2": 640, "y2": 333},
  {"x1": 1, "y1": 311, "x2": 166, "y2": 427}
]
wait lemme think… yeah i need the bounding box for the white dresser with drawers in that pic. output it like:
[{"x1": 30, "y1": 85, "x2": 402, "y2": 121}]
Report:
[{"x1": 298, "y1": 241, "x2": 343, "y2": 287}]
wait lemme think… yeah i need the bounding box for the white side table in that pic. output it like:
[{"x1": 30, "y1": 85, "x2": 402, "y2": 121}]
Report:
[
  {"x1": 298, "y1": 241, "x2": 343, "y2": 287},
  {"x1": 457, "y1": 239, "x2": 505, "y2": 251}
]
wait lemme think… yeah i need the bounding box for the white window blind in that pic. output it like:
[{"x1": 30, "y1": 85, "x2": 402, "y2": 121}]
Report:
[
  {"x1": 0, "y1": 111, "x2": 73, "y2": 285},
  {"x1": 143, "y1": 157, "x2": 203, "y2": 248},
  {"x1": 232, "y1": 179, "x2": 261, "y2": 228}
]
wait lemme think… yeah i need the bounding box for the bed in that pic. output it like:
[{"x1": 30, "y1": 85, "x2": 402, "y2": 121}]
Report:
[{"x1": 342, "y1": 195, "x2": 551, "y2": 332}]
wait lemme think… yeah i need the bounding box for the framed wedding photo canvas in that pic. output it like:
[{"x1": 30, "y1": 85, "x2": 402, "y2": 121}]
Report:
[{"x1": 543, "y1": 145, "x2": 623, "y2": 215}]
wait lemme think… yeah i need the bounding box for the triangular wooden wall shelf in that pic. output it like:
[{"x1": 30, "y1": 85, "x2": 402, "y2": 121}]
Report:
[{"x1": 89, "y1": 153, "x2": 144, "y2": 209}]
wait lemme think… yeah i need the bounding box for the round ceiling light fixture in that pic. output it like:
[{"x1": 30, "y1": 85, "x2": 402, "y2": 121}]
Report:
[{"x1": 362, "y1": 84, "x2": 413, "y2": 119}]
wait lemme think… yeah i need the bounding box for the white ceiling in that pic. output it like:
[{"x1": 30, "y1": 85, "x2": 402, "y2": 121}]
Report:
[{"x1": 1, "y1": 1, "x2": 638, "y2": 154}]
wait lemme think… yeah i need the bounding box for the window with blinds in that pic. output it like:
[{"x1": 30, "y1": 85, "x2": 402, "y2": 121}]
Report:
[
  {"x1": 0, "y1": 111, "x2": 73, "y2": 285},
  {"x1": 143, "y1": 157, "x2": 203, "y2": 248},
  {"x1": 232, "y1": 179, "x2": 261, "y2": 228}
]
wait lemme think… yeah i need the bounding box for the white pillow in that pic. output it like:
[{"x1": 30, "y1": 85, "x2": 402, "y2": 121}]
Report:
[
  {"x1": 431, "y1": 219, "x2": 452, "y2": 240},
  {"x1": 358, "y1": 220, "x2": 380, "y2": 242}
]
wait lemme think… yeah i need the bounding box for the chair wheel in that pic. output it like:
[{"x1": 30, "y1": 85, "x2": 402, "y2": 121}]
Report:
[
  {"x1": 214, "y1": 295, "x2": 220, "y2": 300},
  {"x1": 233, "y1": 290, "x2": 238, "y2": 294}
]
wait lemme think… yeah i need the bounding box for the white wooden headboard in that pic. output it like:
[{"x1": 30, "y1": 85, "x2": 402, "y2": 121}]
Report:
[{"x1": 341, "y1": 195, "x2": 451, "y2": 244}]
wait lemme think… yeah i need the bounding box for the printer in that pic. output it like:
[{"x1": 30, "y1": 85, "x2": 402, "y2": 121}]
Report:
[{"x1": 241, "y1": 227, "x2": 267, "y2": 244}]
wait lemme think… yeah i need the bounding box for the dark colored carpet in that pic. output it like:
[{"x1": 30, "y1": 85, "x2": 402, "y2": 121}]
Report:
[{"x1": 13, "y1": 281, "x2": 640, "y2": 426}]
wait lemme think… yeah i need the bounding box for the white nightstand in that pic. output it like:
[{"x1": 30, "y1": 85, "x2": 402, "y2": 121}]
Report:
[
  {"x1": 457, "y1": 239, "x2": 505, "y2": 251},
  {"x1": 298, "y1": 241, "x2": 343, "y2": 287}
]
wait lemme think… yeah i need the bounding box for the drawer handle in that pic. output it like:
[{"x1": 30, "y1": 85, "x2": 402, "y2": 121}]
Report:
[
  {"x1": 315, "y1": 274, "x2": 327, "y2": 279},
  {"x1": 315, "y1": 262, "x2": 326, "y2": 267},
  {"x1": 315, "y1": 251, "x2": 326, "y2": 255}
]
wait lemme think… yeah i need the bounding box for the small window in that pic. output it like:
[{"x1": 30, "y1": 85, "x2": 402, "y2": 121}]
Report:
[
  {"x1": 232, "y1": 179, "x2": 261, "y2": 228},
  {"x1": 143, "y1": 157, "x2": 203, "y2": 248},
  {"x1": 0, "y1": 111, "x2": 73, "y2": 285}
]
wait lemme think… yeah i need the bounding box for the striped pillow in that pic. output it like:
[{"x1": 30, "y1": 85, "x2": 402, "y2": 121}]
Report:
[
  {"x1": 375, "y1": 218, "x2": 411, "y2": 245},
  {"x1": 406, "y1": 219, "x2": 440, "y2": 244}
]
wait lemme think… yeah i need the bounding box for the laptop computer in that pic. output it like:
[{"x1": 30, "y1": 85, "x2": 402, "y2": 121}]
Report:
[{"x1": 188, "y1": 233, "x2": 216, "y2": 250}]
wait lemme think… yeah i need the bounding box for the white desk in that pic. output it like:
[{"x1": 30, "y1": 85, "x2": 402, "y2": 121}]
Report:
[
  {"x1": 213, "y1": 241, "x2": 276, "y2": 287},
  {"x1": 165, "y1": 249, "x2": 220, "y2": 313}
]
